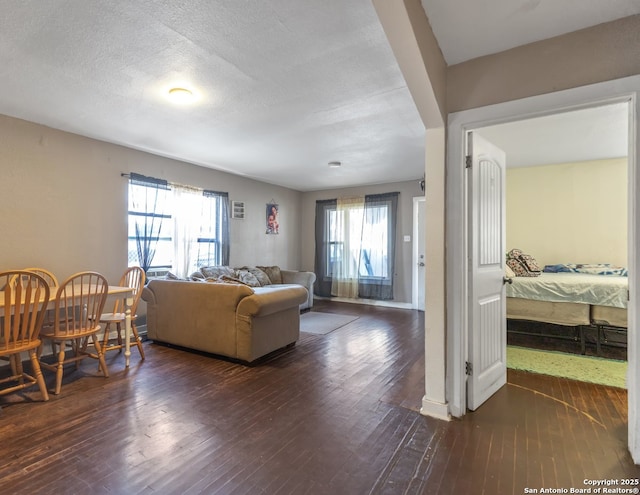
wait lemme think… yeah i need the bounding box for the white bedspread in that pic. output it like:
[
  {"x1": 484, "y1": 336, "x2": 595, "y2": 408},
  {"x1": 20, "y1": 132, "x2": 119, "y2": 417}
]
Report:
[{"x1": 506, "y1": 272, "x2": 628, "y2": 309}]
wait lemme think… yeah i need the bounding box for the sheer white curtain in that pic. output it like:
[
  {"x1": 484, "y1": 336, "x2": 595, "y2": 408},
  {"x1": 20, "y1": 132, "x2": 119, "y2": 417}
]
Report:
[
  {"x1": 331, "y1": 196, "x2": 364, "y2": 298},
  {"x1": 171, "y1": 185, "x2": 202, "y2": 278}
]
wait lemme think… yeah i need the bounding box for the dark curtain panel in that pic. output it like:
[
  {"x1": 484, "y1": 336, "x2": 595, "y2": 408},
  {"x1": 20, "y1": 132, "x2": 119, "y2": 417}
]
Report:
[
  {"x1": 314, "y1": 199, "x2": 336, "y2": 297},
  {"x1": 129, "y1": 173, "x2": 169, "y2": 273},
  {"x1": 358, "y1": 192, "x2": 399, "y2": 300},
  {"x1": 203, "y1": 190, "x2": 230, "y2": 266}
]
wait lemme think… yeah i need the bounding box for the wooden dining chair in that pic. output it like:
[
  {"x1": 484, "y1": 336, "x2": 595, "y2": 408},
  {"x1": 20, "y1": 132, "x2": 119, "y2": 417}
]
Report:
[
  {"x1": 99, "y1": 266, "x2": 146, "y2": 360},
  {"x1": 0, "y1": 270, "x2": 51, "y2": 401},
  {"x1": 39, "y1": 271, "x2": 109, "y2": 395},
  {"x1": 9, "y1": 267, "x2": 58, "y2": 289}
]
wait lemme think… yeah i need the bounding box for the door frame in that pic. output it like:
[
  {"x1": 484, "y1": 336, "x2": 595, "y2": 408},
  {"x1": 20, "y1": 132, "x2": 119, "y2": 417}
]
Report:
[
  {"x1": 445, "y1": 75, "x2": 639, "y2": 461},
  {"x1": 412, "y1": 196, "x2": 426, "y2": 310}
]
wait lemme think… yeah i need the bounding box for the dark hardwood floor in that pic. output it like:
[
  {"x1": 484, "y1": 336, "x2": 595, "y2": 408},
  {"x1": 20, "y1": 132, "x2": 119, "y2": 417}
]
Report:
[{"x1": 0, "y1": 300, "x2": 638, "y2": 494}]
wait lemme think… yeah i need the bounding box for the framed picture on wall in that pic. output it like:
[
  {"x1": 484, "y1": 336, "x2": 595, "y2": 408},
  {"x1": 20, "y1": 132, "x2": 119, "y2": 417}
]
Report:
[
  {"x1": 232, "y1": 201, "x2": 245, "y2": 219},
  {"x1": 266, "y1": 203, "x2": 279, "y2": 234}
]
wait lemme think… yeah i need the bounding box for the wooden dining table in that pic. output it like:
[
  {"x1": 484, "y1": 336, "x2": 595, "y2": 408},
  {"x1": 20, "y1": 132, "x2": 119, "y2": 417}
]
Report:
[{"x1": 0, "y1": 285, "x2": 137, "y2": 367}]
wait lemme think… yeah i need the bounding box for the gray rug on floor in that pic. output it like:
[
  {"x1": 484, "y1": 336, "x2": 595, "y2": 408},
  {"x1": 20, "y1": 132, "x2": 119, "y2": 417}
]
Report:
[{"x1": 300, "y1": 311, "x2": 359, "y2": 335}]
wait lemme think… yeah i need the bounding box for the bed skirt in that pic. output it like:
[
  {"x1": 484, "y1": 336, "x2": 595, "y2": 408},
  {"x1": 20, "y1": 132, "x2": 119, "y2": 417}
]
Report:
[
  {"x1": 507, "y1": 297, "x2": 627, "y2": 355},
  {"x1": 506, "y1": 298, "x2": 591, "y2": 327},
  {"x1": 591, "y1": 305, "x2": 627, "y2": 328}
]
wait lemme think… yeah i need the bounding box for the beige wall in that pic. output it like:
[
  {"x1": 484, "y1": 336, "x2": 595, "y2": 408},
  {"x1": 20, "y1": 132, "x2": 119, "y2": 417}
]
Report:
[
  {"x1": 0, "y1": 113, "x2": 420, "y2": 310},
  {"x1": 0, "y1": 114, "x2": 302, "y2": 286},
  {"x1": 506, "y1": 158, "x2": 628, "y2": 268},
  {"x1": 447, "y1": 15, "x2": 640, "y2": 113},
  {"x1": 300, "y1": 180, "x2": 423, "y2": 304}
]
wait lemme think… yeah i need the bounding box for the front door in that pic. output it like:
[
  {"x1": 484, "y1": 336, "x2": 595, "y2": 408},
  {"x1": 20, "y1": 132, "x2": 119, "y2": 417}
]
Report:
[
  {"x1": 413, "y1": 196, "x2": 426, "y2": 311},
  {"x1": 467, "y1": 131, "x2": 507, "y2": 411}
]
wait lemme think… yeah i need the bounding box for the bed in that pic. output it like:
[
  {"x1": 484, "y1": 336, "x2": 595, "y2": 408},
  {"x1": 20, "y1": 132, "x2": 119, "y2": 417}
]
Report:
[{"x1": 506, "y1": 272, "x2": 628, "y2": 353}]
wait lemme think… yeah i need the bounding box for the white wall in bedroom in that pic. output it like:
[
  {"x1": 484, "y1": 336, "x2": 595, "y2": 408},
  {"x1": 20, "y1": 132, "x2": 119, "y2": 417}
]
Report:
[{"x1": 506, "y1": 157, "x2": 628, "y2": 268}]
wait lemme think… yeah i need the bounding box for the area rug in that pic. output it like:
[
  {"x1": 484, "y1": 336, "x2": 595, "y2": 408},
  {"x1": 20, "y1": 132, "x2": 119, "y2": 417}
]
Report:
[
  {"x1": 300, "y1": 311, "x2": 359, "y2": 335},
  {"x1": 507, "y1": 345, "x2": 627, "y2": 389}
]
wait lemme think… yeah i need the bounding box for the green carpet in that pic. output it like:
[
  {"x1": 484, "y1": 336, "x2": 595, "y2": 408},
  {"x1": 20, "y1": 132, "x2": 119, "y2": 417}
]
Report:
[{"x1": 507, "y1": 346, "x2": 627, "y2": 389}]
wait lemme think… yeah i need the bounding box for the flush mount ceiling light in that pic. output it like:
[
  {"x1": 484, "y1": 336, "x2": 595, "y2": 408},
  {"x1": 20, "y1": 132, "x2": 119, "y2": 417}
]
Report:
[
  {"x1": 167, "y1": 87, "x2": 194, "y2": 104},
  {"x1": 328, "y1": 161, "x2": 342, "y2": 168}
]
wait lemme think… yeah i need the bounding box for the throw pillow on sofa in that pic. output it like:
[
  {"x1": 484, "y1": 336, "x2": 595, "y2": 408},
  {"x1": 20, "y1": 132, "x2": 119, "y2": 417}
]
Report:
[
  {"x1": 233, "y1": 269, "x2": 261, "y2": 287},
  {"x1": 256, "y1": 265, "x2": 282, "y2": 284},
  {"x1": 235, "y1": 266, "x2": 272, "y2": 287},
  {"x1": 200, "y1": 266, "x2": 235, "y2": 279}
]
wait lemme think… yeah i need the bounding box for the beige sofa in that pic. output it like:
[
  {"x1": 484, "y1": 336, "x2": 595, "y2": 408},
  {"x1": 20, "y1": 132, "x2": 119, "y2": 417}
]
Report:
[{"x1": 142, "y1": 279, "x2": 308, "y2": 363}]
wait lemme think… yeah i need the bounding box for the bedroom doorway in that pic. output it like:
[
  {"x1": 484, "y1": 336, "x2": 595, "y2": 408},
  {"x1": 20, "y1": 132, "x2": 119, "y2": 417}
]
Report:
[
  {"x1": 476, "y1": 101, "x2": 630, "y2": 383},
  {"x1": 446, "y1": 75, "x2": 639, "y2": 462}
]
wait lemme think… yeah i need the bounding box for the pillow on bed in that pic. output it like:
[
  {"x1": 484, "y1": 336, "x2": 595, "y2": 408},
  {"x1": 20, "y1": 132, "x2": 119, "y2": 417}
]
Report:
[
  {"x1": 505, "y1": 265, "x2": 516, "y2": 278},
  {"x1": 506, "y1": 249, "x2": 542, "y2": 277}
]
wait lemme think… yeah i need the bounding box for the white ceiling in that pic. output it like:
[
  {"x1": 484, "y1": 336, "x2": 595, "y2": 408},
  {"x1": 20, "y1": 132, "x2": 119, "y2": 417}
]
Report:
[
  {"x1": 421, "y1": 0, "x2": 640, "y2": 65},
  {"x1": 0, "y1": 1, "x2": 638, "y2": 191},
  {"x1": 479, "y1": 102, "x2": 630, "y2": 168}
]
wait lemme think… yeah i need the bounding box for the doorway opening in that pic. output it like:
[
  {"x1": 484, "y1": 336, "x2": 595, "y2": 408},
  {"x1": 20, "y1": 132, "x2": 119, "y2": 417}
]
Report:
[
  {"x1": 445, "y1": 76, "x2": 640, "y2": 462},
  {"x1": 476, "y1": 102, "x2": 629, "y2": 384},
  {"x1": 445, "y1": 78, "x2": 638, "y2": 456}
]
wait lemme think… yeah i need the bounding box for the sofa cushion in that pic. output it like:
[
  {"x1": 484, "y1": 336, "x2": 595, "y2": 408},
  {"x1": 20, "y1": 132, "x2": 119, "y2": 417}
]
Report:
[
  {"x1": 229, "y1": 270, "x2": 261, "y2": 287},
  {"x1": 206, "y1": 275, "x2": 255, "y2": 287},
  {"x1": 239, "y1": 266, "x2": 272, "y2": 287},
  {"x1": 256, "y1": 265, "x2": 282, "y2": 284},
  {"x1": 200, "y1": 266, "x2": 236, "y2": 279}
]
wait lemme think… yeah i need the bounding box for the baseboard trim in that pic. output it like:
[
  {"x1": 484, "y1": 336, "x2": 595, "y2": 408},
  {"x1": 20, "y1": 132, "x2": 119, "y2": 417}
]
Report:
[
  {"x1": 420, "y1": 397, "x2": 451, "y2": 421},
  {"x1": 314, "y1": 296, "x2": 413, "y2": 310}
]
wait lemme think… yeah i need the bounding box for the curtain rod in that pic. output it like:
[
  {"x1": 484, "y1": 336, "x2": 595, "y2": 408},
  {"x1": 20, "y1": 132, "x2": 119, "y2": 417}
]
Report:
[
  {"x1": 121, "y1": 172, "x2": 226, "y2": 196},
  {"x1": 121, "y1": 171, "x2": 182, "y2": 187}
]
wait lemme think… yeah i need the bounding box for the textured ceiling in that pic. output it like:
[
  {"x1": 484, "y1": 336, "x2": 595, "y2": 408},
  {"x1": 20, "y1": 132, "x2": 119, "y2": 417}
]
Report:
[
  {"x1": 479, "y1": 102, "x2": 630, "y2": 168},
  {"x1": 0, "y1": 1, "x2": 638, "y2": 191},
  {"x1": 421, "y1": 0, "x2": 640, "y2": 65}
]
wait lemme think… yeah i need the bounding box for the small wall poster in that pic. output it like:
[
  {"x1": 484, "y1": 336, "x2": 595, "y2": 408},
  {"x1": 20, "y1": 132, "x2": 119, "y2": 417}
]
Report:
[
  {"x1": 266, "y1": 203, "x2": 279, "y2": 234},
  {"x1": 231, "y1": 201, "x2": 245, "y2": 219}
]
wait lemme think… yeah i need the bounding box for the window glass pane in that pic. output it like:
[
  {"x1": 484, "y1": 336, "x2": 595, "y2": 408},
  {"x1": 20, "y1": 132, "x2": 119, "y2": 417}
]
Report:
[
  {"x1": 326, "y1": 208, "x2": 343, "y2": 277},
  {"x1": 127, "y1": 182, "x2": 173, "y2": 271},
  {"x1": 360, "y1": 205, "x2": 388, "y2": 278},
  {"x1": 324, "y1": 202, "x2": 390, "y2": 280},
  {"x1": 128, "y1": 180, "x2": 228, "y2": 276},
  {"x1": 127, "y1": 239, "x2": 173, "y2": 270}
]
